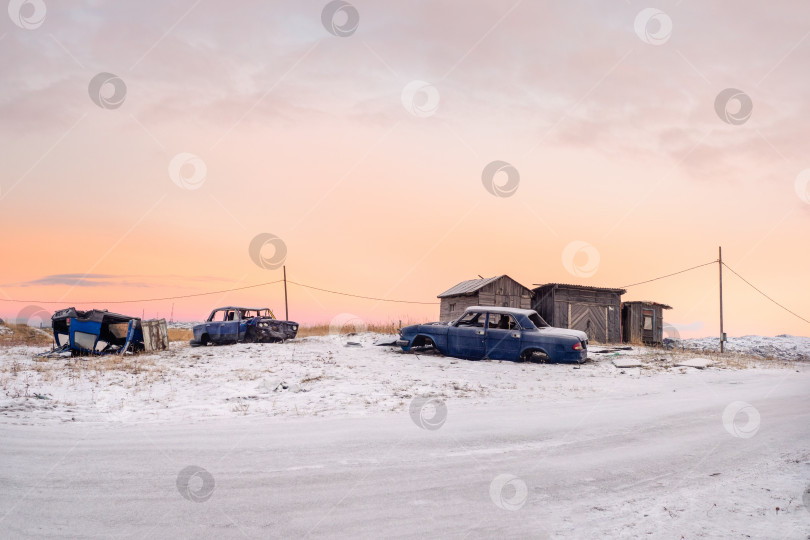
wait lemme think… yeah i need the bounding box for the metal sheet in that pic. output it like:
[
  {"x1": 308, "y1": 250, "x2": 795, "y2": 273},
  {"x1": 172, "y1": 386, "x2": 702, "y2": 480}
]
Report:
[{"x1": 142, "y1": 319, "x2": 169, "y2": 352}]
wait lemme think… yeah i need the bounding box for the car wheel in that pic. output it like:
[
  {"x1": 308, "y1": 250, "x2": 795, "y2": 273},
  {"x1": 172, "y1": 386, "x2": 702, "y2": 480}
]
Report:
[{"x1": 524, "y1": 350, "x2": 548, "y2": 363}]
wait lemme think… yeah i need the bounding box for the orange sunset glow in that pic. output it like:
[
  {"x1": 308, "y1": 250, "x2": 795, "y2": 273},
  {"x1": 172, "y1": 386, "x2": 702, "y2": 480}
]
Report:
[{"x1": 1, "y1": 1, "x2": 809, "y2": 339}]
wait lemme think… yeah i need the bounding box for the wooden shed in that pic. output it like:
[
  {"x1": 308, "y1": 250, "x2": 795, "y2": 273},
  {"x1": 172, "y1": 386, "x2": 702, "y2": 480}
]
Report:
[
  {"x1": 531, "y1": 284, "x2": 626, "y2": 344},
  {"x1": 621, "y1": 301, "x2": 672, "y2": 345},
  {"x1": 437, "y1": 275, "x2": 532, "y2": 322}
]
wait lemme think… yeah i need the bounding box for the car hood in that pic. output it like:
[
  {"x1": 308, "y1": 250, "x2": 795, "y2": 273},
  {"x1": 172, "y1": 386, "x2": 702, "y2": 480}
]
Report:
[{"x1": 536, "y1": 327, "x2": 589, "y2": 341}]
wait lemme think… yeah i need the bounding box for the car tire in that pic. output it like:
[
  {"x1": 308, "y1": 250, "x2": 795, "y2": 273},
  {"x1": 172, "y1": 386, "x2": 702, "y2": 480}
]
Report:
[{"x1": 524, "y1": 350, "x2": 548, "y2": 363}]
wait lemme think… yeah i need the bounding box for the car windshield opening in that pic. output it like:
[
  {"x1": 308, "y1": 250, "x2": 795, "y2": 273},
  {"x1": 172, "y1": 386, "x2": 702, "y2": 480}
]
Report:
[
  {"x1": 455, "y1": 312, "x2": 484, "y2": 327},
  {"x1": 528, "y1": 313, "x2": 549, "y2": 328}
]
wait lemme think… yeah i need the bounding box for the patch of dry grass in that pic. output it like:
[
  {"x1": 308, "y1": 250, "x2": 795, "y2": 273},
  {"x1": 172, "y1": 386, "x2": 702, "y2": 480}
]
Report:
[
  {"x1": 0, "y1": 324, "x2": 54, "y2": 347},
  {"x1": 168, "y1": 328, "x2": 193, "y2": 342},
  {"x1": 297, "y1": 320, "x2": 423, "y2": 338},
  {"x1": 631, "y1": 345, "x2": 786, "y2": 370}
]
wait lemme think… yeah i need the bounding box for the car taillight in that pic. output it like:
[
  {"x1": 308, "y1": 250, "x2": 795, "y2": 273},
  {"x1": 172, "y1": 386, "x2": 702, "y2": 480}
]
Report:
[{"x1": 572, "y1": 342, "x2": 582, "y2": 351}]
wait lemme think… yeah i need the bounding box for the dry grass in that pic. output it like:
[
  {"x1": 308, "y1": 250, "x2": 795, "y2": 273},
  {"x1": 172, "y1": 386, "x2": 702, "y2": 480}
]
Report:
[
  {"x1": 297, "y1": 321, "x2": 412, "y2": 338},
  {"x1": 168, "y1": 328, "x2": 193, "y2": 342},
  {"x1": 629, "y1": 344, "x2": 787, "y2": 370},
  {"x1": 0, "y1": 324, "x2": 54, "y2": 347}
]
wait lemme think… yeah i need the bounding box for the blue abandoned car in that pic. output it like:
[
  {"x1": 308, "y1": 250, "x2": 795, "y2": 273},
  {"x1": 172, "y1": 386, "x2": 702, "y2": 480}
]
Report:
[
  {"x1": 51, "y1": 308, "x2": 168, "y2": 356},
  {"x1": 190, "y1": 307, "x2": 298, "y2": 346},
  {"x1": 396, "y1": 306, "x2": 589, "y2": 363}
]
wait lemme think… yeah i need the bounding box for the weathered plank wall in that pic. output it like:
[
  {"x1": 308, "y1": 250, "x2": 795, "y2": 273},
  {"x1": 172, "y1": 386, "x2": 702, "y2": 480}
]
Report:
[
  {"x1": 439, "y1": 295, "x2": 480, "y2": 322},
  {"x1": 439, "y1": 276, "x2": 532, "y2": 322},
  {"x1": 621, "y1": 303, "x2": 666, "y2": 344},
  {"x1": 533, "y1": 285, "x2": 622, "y2": 343}
]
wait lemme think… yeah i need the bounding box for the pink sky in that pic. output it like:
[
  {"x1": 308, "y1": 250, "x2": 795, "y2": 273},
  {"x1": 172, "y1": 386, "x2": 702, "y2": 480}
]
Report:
[{"x1": 1, "y1": 1, "x2": 809, "y2": 338}]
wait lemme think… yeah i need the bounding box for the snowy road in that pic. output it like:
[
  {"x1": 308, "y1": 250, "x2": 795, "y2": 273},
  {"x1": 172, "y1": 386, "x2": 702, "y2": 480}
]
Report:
[{"x1": 1, "y1": 368, "x2": 809, "y2": 538}]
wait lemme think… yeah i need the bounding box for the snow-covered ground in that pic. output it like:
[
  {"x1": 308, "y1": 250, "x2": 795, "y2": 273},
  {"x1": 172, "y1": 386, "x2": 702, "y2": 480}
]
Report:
[
  {"x1": 0, "y1": 333, "x2": 806, "y2": 425},
  {"x1": 668, "y1": 334, "x2": 810, "y2": 362},
  {"x1": 1, "y1": 335, "x2": 809, "y2": 538}
]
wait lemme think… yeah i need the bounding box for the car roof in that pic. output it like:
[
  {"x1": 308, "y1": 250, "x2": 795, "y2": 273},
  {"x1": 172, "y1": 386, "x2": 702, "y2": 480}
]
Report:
[
  {"x1": 212, "y1": 307, "x2": 270, "y2": 311},
  {"x1": 465, "y1": 306, "x2": 537, "y2": 317}
]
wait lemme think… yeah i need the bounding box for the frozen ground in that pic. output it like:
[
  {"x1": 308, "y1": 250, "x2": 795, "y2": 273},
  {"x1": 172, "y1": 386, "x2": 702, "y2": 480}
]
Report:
[
  {"x1": 0, "y1": 334, "x2": 809, "y2": 538},
  {"x1": 668, "y1": 335, "x2": 810, "y2": 362},
  {"x1": 0, "y1": 333, "x2": 804, "y2": 425}
]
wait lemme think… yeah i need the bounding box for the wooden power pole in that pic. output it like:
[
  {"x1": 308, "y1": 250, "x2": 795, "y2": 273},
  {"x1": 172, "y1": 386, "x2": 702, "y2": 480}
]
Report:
[
  {"x1": 283, "y1": 265, "x2": 289, "y2": 321},
  {"x1": 719, "y1": 246, "x2": 724, "y2": 353}
]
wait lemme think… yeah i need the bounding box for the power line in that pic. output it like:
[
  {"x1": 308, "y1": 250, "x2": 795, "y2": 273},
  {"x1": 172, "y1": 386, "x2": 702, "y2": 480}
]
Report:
[
  {"x1": 0, "y1": 280, "x2": 284, "y2": 304},
  {"x1": 287, "y1": 281, "x2": 439, "y2": 305},
  {"x1": 722, "y1": 262, "x2": 810, "y2": 325},
  {"x1": 621, "y1": 260, "x2": 718, "y2": 288},
  {"x1": 0, "y1": 279, "x2": 440, "y2": 306}
]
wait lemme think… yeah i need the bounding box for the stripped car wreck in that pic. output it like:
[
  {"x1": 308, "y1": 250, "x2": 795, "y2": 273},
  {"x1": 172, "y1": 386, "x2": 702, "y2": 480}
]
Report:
[
  {"x1": 190, "y1": 307, "x2": 298, "y2": 346},
  {"x1": 397, "y1": 306, "x2": 589, "y2": 363},
  {"x1": 50, "y1": 308, "x2": 169, "y2": 356}
]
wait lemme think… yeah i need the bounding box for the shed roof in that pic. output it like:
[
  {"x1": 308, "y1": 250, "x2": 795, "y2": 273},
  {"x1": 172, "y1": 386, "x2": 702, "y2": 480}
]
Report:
[
  {"x1": 438, "y1": 275, "x2": 529, "y2": 298},
  {"x1": 622, "y1": 300, "x2": 673, "y2": 309},
  {"x1": 532, "y1": 283, "x2": 627, "y2": 295}
]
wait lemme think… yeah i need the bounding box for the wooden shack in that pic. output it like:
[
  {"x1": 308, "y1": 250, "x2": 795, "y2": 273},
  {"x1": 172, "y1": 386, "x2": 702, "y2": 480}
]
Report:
[
  {"x1": 621, "y1": 301, "x2": 672, "y2": 345},
  {"x1": 531, "y1": 283, "x2": 625, "y2": 344},
  {"x1": 437, "y1": 275, "x2": 532, "y2": 322}
]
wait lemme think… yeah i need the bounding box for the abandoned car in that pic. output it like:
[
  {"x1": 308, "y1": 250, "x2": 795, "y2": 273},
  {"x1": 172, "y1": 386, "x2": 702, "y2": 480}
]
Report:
[
  {"x1": 51, "y1": 308, "x2": 169, "y2": 355},
  {"x1": 396, "y1": 306, "x2": 589, "y2": 363},
  {"x1": 190, "y1": 307, "x2": 298, "y2": 346}
]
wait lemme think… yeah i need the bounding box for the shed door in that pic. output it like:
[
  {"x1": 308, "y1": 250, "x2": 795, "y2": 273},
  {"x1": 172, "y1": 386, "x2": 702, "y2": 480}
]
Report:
[
  {"x1": 569, "y1": 304, "x2": 609, "y2": 343},
  {"x1": 642, "y1": 309, "x2": 654, "y2": 343}
]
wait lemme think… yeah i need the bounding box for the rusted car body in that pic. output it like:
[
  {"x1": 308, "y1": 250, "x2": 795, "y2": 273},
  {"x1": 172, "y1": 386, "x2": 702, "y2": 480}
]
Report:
[{"x1": 190, "y1": 307, "x2": 298, "y2": 346}]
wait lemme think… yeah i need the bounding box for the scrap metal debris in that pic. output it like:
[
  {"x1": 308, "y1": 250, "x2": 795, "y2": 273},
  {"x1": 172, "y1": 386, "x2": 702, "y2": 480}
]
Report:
[{"x1": 50, "y1": 308, "x2": 169, "y2": 356}]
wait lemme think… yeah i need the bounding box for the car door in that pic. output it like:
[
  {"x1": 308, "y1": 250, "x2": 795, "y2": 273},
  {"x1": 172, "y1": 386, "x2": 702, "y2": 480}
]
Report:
[
  {"x1": 219, "y1": 310, "x2": 241, "y2": 342},
  {"x1": 205, "y1": 309, "x2": 225, "y2": 342},
  {"x1": 485, "y1": 313, "x2": 523, "y2": 360},
  {"x1": 447, "y1": 311, "x2": 486, "y2": 359}
]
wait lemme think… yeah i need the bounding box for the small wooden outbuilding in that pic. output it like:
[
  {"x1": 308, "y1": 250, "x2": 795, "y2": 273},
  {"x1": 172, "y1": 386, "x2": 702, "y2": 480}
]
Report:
[
  {"x1": 531, "y1": 283, "x2": 625, "y2": 344},
  {"x1": 437, "y1": 275, "x2": 532, "y2": 322},
  {"x1": 621, "y1": 301, "x2": 672, "y2": 345}
]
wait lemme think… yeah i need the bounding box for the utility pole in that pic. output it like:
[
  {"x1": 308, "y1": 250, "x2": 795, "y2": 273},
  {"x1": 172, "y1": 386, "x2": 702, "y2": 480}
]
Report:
[
  {"x1": 283, "y1": 265, "x2": 289, "y2": 321},
  {"x1": 719, "y1": 246, "x2": 724, "y2": 353}
]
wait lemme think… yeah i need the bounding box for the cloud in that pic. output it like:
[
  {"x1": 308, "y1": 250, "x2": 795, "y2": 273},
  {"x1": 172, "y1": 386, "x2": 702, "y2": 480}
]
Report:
[
  {"x1": 16, "y1": 274, "x2": 151, "y2": 288},
  {"x1": 9, "y1": 273, "x2": 237, "y2": 288}
]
